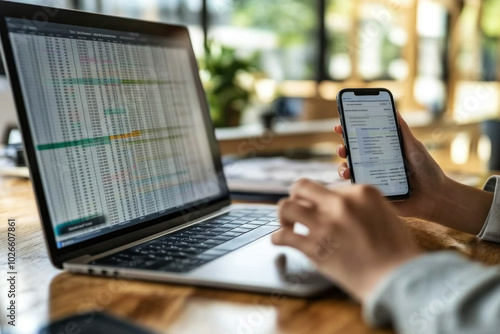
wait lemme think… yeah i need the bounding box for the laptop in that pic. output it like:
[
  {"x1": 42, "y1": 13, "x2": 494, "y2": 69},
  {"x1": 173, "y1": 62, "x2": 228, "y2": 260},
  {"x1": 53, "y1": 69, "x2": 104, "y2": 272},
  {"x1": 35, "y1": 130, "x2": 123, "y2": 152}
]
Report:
[{"x1": 0, "y1": 2, "x2": 332, "y2": 296}]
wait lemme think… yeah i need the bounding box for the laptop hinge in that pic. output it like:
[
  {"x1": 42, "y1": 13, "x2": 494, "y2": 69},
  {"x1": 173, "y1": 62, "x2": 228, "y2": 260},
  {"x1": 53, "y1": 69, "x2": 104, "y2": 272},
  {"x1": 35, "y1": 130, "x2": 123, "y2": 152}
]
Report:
[
  {"x1": 68, "y1": 254, "x2": 93, "y2": 264},
  {"x1": 67, "y1": 206, "x2": 233, "y2": 265}
]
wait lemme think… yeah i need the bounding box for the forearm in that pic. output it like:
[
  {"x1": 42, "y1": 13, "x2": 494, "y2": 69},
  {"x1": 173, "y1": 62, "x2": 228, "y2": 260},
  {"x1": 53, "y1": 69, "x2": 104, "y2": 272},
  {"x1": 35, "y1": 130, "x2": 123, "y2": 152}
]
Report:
[
  {"x1": 364, "y1": 252, "x2": 500, "y2": 333},
  {"x1": 430, "y1": 177, "x2": 493, "y2": 235}
]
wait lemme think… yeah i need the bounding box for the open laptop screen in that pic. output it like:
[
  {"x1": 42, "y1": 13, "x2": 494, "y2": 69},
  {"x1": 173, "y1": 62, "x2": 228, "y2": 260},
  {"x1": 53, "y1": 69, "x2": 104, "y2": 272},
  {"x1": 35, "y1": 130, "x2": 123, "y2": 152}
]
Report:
[{"x1": 6, "y1": 18, "x2": 225, "y2": 248}]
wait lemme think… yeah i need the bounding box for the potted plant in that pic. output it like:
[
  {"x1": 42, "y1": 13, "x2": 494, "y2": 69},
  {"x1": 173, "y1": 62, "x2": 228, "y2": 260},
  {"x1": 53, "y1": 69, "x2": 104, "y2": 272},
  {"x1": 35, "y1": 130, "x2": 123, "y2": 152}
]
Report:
[{"x1": 199, "y1": 41, "x2": 258, "y2": 127}]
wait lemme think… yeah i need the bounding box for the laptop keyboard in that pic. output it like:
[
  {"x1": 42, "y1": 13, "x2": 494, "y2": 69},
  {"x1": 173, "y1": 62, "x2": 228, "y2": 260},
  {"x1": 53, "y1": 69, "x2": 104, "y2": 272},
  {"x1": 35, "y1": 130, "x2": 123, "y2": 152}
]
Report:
[{"x1": 90, "y1": 208, "x2": 280, "y2": 273}]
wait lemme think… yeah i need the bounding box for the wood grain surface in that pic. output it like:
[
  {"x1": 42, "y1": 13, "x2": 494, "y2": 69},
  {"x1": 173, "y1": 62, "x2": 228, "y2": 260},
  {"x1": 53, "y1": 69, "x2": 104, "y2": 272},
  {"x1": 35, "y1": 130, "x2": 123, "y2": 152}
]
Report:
[{"x1": 1, "y1": 177, "x2": 499, "y2": 334}]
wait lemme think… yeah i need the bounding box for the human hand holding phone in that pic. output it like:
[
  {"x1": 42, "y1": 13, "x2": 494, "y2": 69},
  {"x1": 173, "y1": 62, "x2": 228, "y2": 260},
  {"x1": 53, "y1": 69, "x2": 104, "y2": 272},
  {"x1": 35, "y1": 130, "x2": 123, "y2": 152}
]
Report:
[
  {"x1": 335, "y1": 112, "x2": 494, "y2": 235},
  {"x1": 335, "y1": 112, "x2": 447, "y2": 222}
]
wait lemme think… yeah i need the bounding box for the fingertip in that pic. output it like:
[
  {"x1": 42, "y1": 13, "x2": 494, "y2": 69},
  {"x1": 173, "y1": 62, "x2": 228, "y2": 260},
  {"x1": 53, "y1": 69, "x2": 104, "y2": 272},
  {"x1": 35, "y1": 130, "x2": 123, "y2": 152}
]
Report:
[
  {"x1": 271, "y1": 230, "x2": 282, "y2": 245},
  {"x1": 337, "y1": 145, "x2": 347, "y2": 158},
  {"x1": 338, "y1": 162, "x2": 351, "y2": 179},
  {"x1": 271, "y1": 228, "x2": 310, "y2": 254},
  {"x1": 343, "y1": 168, "x2": 351, "y2": 179},
  {"x1": 271, "y1": 228, "x2": 292, "y2": 246}
]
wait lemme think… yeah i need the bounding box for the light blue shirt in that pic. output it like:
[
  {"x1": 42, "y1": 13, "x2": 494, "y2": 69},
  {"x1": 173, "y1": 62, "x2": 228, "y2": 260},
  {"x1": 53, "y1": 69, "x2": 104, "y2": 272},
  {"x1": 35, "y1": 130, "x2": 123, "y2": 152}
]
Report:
[{"x1": 364, "y1": 176, "x2": 500, "y2": 333}]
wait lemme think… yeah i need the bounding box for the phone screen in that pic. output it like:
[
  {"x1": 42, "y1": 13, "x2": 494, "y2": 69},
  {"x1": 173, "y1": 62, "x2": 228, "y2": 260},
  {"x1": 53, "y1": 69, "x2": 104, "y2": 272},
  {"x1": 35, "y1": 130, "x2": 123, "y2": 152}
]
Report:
[{"x1": 340, "y1": 90, "x2": 410, "y2": 197}]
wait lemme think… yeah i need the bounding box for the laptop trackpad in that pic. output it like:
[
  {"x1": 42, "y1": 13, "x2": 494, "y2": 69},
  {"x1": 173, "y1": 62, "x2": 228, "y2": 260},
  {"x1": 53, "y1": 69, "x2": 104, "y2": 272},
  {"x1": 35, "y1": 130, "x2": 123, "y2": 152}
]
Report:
[{"x1": 190, "y1": 236, "x2": 333, "y2": 293}]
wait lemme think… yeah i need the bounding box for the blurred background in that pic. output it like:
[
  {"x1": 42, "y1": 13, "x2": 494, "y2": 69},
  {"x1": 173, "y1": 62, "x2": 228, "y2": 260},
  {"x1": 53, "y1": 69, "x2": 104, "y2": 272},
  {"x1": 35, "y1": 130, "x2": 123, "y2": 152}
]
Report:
[{"x1": 1, "y1": 0, "x2": 500, "y2": 177}]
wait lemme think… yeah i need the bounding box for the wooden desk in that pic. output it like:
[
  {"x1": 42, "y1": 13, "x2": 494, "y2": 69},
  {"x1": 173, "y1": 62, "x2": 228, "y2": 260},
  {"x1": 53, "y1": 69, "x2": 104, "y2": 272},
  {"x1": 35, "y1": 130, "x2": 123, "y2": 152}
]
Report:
[{"x1": 1, "y1": 177, "x2": 500, "y2": 334}]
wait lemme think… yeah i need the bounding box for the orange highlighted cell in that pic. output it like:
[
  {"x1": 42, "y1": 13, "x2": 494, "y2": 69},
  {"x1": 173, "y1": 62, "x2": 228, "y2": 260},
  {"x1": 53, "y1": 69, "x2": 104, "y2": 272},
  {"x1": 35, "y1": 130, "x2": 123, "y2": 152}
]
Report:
[{"x1": 110, "y1": 130, "x2": 142, "y2": 140}]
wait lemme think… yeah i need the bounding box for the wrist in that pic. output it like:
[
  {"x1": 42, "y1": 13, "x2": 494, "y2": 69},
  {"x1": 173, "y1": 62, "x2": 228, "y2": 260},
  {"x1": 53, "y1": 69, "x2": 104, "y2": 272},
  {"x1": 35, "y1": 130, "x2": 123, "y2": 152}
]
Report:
[
  {"x1": 431, "y1": 176, "x2": 493, "y2": 234},
  {"x1": 412, "y1": 172, "x2": 449, "y2": 223},
  {"x1": 425, "y1": 174, "x2": 455, "y2": 222},
  {"x1": 358, "y1": 248, "x2": 423, "y2": 304}
]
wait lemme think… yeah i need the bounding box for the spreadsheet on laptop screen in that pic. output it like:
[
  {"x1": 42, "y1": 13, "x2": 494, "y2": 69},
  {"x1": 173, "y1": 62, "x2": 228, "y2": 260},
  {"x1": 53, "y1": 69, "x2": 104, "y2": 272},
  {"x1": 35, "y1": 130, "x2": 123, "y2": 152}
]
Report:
[{"x1": 6, "y1": 18, "x2": 224, "y2": 248}]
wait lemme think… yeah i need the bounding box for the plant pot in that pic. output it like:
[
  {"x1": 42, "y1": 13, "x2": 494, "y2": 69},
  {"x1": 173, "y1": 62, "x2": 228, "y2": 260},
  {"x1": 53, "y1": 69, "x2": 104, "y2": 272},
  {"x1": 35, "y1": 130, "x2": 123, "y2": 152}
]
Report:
[{"x1": 223, "y1": 106, "x2": 242, "y2": 128}]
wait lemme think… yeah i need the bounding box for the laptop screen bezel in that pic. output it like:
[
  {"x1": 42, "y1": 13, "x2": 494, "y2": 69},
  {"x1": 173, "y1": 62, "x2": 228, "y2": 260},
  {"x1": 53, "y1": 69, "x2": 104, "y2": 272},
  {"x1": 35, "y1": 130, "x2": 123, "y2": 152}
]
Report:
[{"x1": 0, "y1": 2, "x2": 231, "y2": 268}]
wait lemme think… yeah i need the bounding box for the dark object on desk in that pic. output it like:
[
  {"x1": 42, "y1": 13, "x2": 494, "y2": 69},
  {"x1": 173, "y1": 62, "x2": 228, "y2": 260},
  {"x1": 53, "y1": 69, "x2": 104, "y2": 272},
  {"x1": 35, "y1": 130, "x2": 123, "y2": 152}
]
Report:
[
  {"x1": 38, "y1": 312, "x2": 156, "y2": 334},
  {"x1": 482, "y1": 120, "x2": 500, "y2": 171},
  {"x1": 3, "y1": 126, "x2": 26, "y2": 166},
  {"x1": 4, "y1": 143, "x2": 25, "y2": 166},
  {"x1": 261, "y1": 97, "x2": 303, "y2": 129}
]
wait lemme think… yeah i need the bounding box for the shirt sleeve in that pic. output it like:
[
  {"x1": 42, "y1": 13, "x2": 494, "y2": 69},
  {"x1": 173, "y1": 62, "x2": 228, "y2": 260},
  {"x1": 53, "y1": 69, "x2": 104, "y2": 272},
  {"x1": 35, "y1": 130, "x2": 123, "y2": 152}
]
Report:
[
  {"x1": 363, "y1": 251, "x2": 500, "y2": 334},
  {"x1": 478, "y1": 175, "x2": 500, "y2": 243}
]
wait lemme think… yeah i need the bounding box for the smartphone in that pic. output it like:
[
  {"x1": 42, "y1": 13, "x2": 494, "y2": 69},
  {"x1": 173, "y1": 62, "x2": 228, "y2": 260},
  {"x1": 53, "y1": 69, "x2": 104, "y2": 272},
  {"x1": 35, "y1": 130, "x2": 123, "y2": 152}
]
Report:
[{"x1": 336, "y1": 88, "x2": 411, "y2": 200}]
